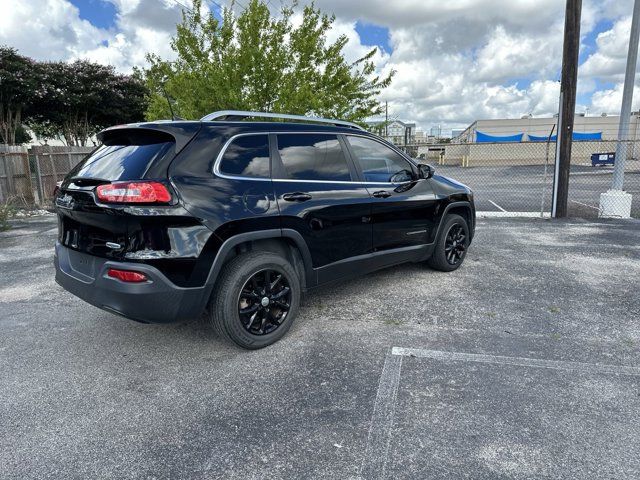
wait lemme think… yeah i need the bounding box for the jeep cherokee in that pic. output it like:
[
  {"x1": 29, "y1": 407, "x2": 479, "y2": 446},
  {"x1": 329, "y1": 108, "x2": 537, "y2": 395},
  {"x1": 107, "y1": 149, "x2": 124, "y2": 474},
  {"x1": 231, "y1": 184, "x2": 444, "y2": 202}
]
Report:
[{"x1": 54, "y1": 111, "x2": 475, "y2": 349}]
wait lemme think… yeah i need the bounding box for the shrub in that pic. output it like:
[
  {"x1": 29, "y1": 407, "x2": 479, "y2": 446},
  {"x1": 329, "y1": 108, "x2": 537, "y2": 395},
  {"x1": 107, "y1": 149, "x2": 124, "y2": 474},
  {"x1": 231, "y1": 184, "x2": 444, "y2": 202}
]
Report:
[{"x1": 0, "y1": 198, "x2": 15, "y2": 231}]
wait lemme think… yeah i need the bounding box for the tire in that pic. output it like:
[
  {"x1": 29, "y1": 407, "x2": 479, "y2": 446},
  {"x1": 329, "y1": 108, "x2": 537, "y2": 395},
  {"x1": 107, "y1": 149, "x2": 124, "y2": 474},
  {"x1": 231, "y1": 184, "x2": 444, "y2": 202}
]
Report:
[
  {"x1": 427, "y1": 214, "x2": 469, "y2": 272},
  {"x1": 207, "y1": 251, "x2": 301, "y2": 349}
]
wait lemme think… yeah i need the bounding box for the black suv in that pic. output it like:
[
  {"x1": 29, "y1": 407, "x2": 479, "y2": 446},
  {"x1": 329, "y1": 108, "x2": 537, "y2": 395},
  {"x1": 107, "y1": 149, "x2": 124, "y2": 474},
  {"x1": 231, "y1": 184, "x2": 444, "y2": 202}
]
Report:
[{"x1": 54, "y1": 111, "x2": 475, "y2": 348}]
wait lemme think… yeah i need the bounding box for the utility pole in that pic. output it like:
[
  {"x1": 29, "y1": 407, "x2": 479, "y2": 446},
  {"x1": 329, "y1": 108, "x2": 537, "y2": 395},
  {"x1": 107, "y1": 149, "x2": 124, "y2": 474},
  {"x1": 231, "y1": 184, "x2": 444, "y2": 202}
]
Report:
[
  {"x1": 385, "y1": 101, "x2": 388, "y2": 138},
  {"x1": 599, "y1": 0, "x2": 640, "y2": 218},
  {"x1": 552, "y1": 0, "x2": 582, "y2": 218},
  {"x1": 404, "y1": 125, "x2": 409, "y2": 154}
]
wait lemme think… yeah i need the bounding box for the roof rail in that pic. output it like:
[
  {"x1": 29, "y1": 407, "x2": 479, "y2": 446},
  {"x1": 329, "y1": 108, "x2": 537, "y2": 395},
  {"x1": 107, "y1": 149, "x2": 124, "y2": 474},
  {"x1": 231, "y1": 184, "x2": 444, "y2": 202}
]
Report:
[{"x1": 200, "y1": 110, "x2": 365, "y2": 131}]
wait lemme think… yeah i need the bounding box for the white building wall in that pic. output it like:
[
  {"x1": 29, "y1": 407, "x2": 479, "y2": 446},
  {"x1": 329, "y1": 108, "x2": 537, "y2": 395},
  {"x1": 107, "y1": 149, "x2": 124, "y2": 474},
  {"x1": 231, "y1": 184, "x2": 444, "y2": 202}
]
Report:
[{"x1": 457, "y1": 115, "x2": 639, "y2": 143}]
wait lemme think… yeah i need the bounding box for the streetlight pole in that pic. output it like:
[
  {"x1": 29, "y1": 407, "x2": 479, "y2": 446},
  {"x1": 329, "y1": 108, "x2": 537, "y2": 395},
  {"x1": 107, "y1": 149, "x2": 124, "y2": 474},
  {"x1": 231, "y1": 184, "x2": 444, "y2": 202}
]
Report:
[{"x1": 599, "y1": 0, "x2": 640, "y2": 218}]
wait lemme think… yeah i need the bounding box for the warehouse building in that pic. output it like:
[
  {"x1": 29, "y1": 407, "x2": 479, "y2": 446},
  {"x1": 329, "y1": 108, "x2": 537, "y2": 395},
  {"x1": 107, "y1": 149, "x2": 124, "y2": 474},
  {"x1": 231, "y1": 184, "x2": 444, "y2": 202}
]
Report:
[{"x1": 454, "y1": 113, "x2": 639, "y2": 143}]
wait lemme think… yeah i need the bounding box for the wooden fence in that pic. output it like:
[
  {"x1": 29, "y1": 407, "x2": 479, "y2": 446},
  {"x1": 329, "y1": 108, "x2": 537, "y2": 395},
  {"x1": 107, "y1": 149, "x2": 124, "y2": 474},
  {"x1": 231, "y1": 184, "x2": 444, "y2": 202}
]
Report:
[{"x1": 0, "y1": 145, "x2": 93, "y2": 205}]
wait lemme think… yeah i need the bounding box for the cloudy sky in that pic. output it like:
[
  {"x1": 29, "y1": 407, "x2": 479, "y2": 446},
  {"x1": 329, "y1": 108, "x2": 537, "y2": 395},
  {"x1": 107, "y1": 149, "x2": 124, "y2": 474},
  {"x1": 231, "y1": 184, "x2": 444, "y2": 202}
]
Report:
[{"x1": 1, "y1": 0, "x2": 638, "y2": 134}]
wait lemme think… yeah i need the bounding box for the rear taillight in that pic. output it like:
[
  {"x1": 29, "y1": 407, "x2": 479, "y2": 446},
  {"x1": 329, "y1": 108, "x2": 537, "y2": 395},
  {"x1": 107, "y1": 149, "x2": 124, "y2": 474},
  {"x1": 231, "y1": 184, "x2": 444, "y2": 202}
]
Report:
[
  {"x1": 53, "y1": 181, "x2": 62, "y2": 197},
  {"x1": 107, "y1": 268, "x2": 148, "y2": 283},
  {"x1": 96, "y1": 181, "x2": 172, "y2": 204}
]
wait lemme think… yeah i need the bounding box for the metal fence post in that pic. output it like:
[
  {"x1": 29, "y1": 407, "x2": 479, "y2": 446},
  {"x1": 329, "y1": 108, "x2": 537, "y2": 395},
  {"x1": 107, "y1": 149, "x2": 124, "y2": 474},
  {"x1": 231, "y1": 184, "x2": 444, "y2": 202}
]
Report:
[
  {"x1": 32, "y1": 149, "x2": 44, "y2": 206},
  {"x1": 49, "y1": 146, "x2": 58, "y2": 185},
  {"x1": 0, "y1": 153, "x2": 6, "y2": 203}
]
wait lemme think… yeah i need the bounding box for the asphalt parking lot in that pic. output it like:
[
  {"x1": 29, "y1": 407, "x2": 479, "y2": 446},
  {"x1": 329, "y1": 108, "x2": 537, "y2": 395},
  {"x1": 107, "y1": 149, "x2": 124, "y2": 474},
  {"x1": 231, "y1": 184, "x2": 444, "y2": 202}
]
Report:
[
  {"x1": 2, "y1": 215, "x2": 640, "y2": 479},
  {"x1": 436, "y1": 164, "x2": 640, "y2": 216}
]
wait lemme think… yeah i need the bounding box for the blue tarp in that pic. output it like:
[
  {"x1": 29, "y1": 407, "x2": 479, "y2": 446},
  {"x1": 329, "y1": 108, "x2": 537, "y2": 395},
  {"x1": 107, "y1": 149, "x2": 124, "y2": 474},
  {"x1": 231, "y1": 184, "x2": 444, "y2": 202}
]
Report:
[
  {"x1": 476, "y1": 131, "x2": 524, "y2": 143},
  {"x1": 528, "y1": 134, "x2": 557, "y2": 142},
  {"x1": 573, "y1": 131, "x2": 602, "y2": 141},
  {"x1": 528, "y1": 132, "x2": 602, "y2": 142}
]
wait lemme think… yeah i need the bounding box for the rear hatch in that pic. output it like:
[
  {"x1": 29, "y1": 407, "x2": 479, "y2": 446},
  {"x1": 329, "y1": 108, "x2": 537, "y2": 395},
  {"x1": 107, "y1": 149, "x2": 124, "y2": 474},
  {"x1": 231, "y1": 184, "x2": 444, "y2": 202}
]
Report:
[{"x1": 56, "y1": 124, "x2": 200, "y2": 261}]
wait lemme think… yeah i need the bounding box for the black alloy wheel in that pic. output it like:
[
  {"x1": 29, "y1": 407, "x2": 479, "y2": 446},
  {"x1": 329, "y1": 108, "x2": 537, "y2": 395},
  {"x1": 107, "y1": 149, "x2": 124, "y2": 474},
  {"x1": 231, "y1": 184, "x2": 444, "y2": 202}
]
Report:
[
  {"x1": 427, "y1": 213, "x2": 469, "y2": 272},
  {"x1": 444, "y1": 223, "x2": 467, "y2": 265},
  {"x1": 238, "y1": 269, "x2": 292, "y2": 335}
]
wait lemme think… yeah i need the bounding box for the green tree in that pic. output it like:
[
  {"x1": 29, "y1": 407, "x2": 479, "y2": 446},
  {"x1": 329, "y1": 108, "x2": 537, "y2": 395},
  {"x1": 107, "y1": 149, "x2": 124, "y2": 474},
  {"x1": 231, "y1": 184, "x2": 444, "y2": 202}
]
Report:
[
  {"x1": 28, "y1": 61, "x2": 147, "y2": 146},
  {"x1": 143, "y1": 0, "x2": 394, "y2": 123},
  {"x1": 0, "y1": 47, "x2": 39, "y2": 145},
  {"x1": 13, "y1": 124, "x2": 32, "y2": 145}
]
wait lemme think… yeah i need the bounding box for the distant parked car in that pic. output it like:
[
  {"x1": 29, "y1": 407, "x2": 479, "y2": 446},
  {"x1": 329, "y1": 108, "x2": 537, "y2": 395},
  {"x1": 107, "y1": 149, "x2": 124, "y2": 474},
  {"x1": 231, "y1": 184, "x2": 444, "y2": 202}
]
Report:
[{"x1": 54, "y1": 111, "x2": 475, "y2": 348}]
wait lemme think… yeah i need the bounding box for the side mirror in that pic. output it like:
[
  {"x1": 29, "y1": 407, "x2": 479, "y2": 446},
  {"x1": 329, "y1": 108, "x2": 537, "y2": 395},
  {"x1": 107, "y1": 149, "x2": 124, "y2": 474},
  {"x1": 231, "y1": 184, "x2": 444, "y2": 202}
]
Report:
[
  {"x1": 389, "y1": 169, "x2": 414, "y2": 184},
  {"x1": 418, "y1": 163, "x2": 434, "y2": 179}
]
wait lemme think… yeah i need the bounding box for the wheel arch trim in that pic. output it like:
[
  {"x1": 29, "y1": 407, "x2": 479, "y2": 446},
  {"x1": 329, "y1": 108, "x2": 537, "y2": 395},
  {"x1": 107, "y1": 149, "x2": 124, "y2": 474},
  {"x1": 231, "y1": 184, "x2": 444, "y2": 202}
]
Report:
[
  {"x1": 202, "y1": 228, "x2": 315, "y2": 298},
  {"x1": 434, "y1": 201, "x2": 475, "y2": 242}
]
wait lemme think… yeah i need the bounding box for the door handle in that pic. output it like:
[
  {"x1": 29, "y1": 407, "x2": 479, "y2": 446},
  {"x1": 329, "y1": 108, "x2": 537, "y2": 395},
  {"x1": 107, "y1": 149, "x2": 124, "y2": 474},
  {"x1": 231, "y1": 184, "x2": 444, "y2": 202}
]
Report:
[
  {"x1": 372, "y1": 190, "x2": 392, "y2": 199},
  {"x1": 283, "y1": 192, "x2": 312, "y2": 202}
]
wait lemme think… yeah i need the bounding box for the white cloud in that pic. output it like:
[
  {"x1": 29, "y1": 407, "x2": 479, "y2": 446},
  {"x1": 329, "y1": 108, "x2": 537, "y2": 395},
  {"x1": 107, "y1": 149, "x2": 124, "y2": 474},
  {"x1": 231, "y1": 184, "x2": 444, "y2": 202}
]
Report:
[
  {"x1": 0, "y1": 0, "x2": 108, "y2": 61},
  {"x1": 591, "y1": 83, "x2": 640, "y2": 114},
  {"x1": 581, "y1": 17, "x2": 632, "y2": 82}
]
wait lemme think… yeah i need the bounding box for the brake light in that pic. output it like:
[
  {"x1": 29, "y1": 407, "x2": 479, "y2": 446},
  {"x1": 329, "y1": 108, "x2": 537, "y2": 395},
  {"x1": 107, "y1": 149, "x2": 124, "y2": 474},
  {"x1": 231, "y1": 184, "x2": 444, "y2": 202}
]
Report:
[
  {"x1": 53, "y1": 181, "x2": 62, "y2": 197},
  {"x1": 96, "y1": 181, "x2": 172, "y2": 204},
  {"x1": 107, "y1": 268, "x2": 148, "y2": 283}
]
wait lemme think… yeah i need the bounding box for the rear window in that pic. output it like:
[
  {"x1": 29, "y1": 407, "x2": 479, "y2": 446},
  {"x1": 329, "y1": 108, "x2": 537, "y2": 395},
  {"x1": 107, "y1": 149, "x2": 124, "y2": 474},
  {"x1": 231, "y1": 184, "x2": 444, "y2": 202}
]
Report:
[
  {"x1": 276, "y1": 133, "x2": 351, "y2": 182},
  {"x1": 69, "y1": 130, "x2": 176, "y2": 181}
]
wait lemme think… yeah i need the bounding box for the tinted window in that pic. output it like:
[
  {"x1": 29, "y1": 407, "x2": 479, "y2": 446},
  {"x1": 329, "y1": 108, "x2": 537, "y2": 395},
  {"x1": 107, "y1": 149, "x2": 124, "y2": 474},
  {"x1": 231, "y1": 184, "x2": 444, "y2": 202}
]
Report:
[
  {"x1": 219, "y1": 135, "x2": 270, "y2": 178},
  {"x1": 71, "y1": 142, "x2": 174, "y2": 181},
  {"x1": 276, "y1": 134, "x2": 351, "y2": 182},
  {"x1": 347, "y1": 136, "x2": 413, "y2": 183}
]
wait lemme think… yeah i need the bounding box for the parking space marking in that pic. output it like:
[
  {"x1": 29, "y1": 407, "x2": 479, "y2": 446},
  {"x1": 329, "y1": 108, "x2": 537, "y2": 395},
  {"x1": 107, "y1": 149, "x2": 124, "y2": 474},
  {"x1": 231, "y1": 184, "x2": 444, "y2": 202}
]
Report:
[
  {"x1": 488, "y1": 200, "x2": 507, "y2": 212},
  {"x1": 569, "y1": 200, "x2": 601, "y2": 211},
  {"x1": 360, "y1": 351, "x2": 403, "y2": 480},
  {"x1": 392, "y1": 347, "x2": 640, "y2": 376}
]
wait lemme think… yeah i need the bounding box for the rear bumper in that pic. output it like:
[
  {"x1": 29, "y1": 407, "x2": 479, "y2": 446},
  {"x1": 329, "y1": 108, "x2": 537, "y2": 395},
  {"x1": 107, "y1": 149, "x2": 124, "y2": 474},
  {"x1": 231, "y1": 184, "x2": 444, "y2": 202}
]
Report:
[{"x1": 54, "y1": 242, "x2": 208, "y2": 324}]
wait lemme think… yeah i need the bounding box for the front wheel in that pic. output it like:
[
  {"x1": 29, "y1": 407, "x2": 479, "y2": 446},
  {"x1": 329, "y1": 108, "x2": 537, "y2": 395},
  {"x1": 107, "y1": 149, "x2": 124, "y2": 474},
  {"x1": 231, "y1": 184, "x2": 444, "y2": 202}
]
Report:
[
  {"x1": 427, "y1": 214, "x2": 469, "y2": 272},
  {"x1": 207, "y1": 251, "x2": 301, "y2": 349}
]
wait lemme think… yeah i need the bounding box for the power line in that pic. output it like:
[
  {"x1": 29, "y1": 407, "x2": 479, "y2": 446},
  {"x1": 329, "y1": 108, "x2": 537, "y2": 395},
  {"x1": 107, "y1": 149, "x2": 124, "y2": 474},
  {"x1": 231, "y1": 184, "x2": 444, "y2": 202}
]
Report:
[
  {"x1": 233, "y1": 0, "x2": 248, "y2": 11},
  {"x1": 203, "y1": 0, "x2": 247, "y2": 15},
  {"x1": 167, "y1": 0, "x2": 194, "y2": 13}
]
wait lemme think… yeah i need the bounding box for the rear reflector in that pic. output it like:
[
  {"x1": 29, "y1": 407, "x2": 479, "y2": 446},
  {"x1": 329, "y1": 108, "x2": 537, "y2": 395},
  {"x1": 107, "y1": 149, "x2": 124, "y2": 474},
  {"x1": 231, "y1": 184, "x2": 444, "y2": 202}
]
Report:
[
  {"x1": 107, "y1": 268, "x2": 148, "y2": 283},
  {"x1": 96, "y1": 181, "x2": 172, "y2": 204}
]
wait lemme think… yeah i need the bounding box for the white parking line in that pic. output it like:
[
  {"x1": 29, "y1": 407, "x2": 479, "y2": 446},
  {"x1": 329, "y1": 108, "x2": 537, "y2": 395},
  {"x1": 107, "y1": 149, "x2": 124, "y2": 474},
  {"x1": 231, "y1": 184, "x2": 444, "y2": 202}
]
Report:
[
  {"x1": 361, "y1": 347, "x2": 640, "y2": 479},
  {"x1": 569, "y1": 200, "x2": 601, "y2": 211},
  {"x1": 392, "y1": 347, "x2": 640, "y2": 376},
  {"x1": 488, "y1": 200, "x2": 507, "y2": 212},
  {"x1": 360, "y1": 352, "x2": 403, "y2": 480}
]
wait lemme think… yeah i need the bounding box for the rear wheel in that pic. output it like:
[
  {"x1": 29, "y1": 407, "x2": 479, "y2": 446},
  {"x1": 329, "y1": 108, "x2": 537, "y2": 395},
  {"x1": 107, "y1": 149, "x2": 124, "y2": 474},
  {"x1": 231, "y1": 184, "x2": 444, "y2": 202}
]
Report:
[
  {"x1": 427, "y1": 214, "x2": 469, "y2": 272},
  {"x1": 207, "y1": 251, "x2": 301, "y2": 349}
]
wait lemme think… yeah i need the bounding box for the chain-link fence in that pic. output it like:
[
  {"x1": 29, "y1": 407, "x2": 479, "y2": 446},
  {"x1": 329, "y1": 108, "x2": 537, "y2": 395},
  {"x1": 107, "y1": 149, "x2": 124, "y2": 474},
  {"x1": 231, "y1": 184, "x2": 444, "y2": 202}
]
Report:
[
  {"x1": 418, "y1": 137, "x2": 640, "y2": 218},
  {"x1": 567, "y1": 140, "x2": 639, "y2": 218},
  {"x1": 1, "y1": 138, "x2": 639, "y2": 218},
  {"x1": 0, "y1": 145, "x2": 93, "y2": 206},
  {"x1": 29, "y1": 146, "x2": 94, "y2": 204}
]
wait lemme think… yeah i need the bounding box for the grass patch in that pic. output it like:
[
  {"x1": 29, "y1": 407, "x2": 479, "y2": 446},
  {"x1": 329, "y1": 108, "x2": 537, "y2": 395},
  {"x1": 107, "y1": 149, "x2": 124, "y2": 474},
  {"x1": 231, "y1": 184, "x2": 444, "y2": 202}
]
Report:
[
  {"x1": 548, "y1": 306, "x2": 561, "y2": 314},
  {"x1": 0, "y1": 199, "x2": 15, "y2": 231}
]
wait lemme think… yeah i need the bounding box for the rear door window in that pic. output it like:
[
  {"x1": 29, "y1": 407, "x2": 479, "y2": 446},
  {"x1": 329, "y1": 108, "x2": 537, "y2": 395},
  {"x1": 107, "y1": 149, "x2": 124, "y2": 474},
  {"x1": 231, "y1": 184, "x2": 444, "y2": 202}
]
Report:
[
  {"x1": 276, "y1": 133, "x2": 351, "y2": 182},
  {"x1": 218, "y1": 135, "x2": 270, "y2": 178}
]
